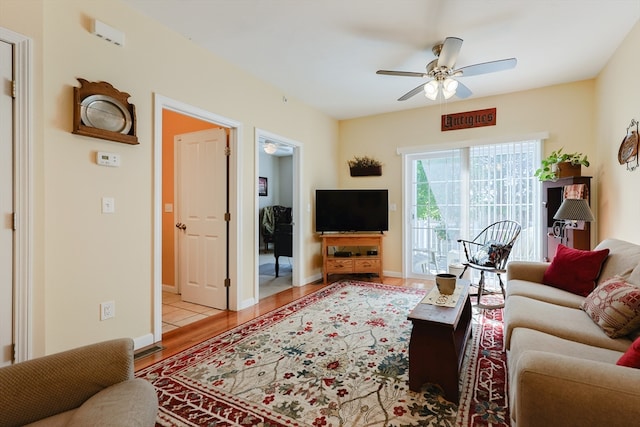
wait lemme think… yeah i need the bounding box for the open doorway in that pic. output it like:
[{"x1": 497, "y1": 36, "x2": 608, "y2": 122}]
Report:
[
  {"x1": 152, "y1": 95, "x2": 242, "y2": 344},
  {"x1": 255, "y1": 129, "x2": 303, "y2": 300},
  {"x1": 161, "y1": 124, "x2": 229, "y2": 333},
  {"x1": 258, "y1": 139, "x2": 293, "y2": 298}
]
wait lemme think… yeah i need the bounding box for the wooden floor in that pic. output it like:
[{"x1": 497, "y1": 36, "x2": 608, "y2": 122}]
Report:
[{"x1": 134, "y1": 276, "x2": 432, "y2": 371}]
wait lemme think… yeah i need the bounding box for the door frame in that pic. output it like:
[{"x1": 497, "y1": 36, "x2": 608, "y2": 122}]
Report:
[
  {"x1": 0, "y1": 27, "x2": 33, "y2": 363},
  {"x1": 254, "y1": 128, "x2": 303, "y2": 296},
  {"x1": 152, "y1": 94, "x2": 242, "y2": 343}
]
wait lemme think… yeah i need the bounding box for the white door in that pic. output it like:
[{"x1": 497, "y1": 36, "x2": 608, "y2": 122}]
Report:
[
  {"x1": 0, "y1": 40, "x2": 14, "y2": 366},
  {"x1": 176, "y1": 128, "x2": 228, "y2": 309}
]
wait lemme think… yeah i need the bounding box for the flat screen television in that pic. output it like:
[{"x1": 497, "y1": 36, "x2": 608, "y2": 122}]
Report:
[{"x1": 315, "y1": 189, "x2": 388, "y2": 233}]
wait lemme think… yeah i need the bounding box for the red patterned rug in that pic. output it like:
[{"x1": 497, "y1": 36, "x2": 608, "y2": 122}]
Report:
[
  {"x1": 137, "y1": 280, "x2": 508, "y2": 426},
  {"x1": 457, "y1": 298, "x2": 509, "y2": 426}
]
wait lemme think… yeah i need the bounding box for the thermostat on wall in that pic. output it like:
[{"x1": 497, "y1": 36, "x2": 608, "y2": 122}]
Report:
[{"x1": 96, "y1": 151, "x2": 121, "y2": 167}]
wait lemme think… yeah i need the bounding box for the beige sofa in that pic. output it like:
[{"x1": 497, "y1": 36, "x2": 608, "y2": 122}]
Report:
[
  {"x1": 504, "y1": 238, "x2": 640, "y2": 427},
  {"x1": 0, "y1": 338, "x2": 158, "y2": 427}
]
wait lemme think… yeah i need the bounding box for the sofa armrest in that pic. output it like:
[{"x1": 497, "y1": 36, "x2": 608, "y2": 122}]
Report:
[
  {"x1": 506, "y1": 261, "x2": 549, "y2": 283},
  {"x1": 0, "y1": 338, "x2": 135, "y2": 426},
  {"x1": 514, "y1": 351, "x2": 640, "y2": 427},
  {"x1": 67, "y1": 378, "x2": 158, "y2": 427}
]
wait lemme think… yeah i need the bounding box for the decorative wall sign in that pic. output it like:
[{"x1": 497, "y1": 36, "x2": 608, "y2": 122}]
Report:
[
  {"x1": 72, "y1": 78, "x2": 138, "y2": 145},
  {"x1": 441, "y1": 108, "x2": 496, "y2": 132},
  {"x1": 619, "y1": 119, "x2": 639, "y2": 171}
]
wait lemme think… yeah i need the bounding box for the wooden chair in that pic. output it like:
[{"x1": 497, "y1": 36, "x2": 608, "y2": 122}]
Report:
[
  {"x1": 457, "y1": 220, "x2": 521, "y2": 309},
  {"x1": 274, "y1": 223, "x2": 292, "y2": 277},
  {"x1": 260, "y1": 205, "x2": 292, "y2": 252}
]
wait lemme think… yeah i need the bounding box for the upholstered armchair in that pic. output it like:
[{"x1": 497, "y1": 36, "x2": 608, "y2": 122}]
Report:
[{"x1": 0, "y1": 338, "x2": 158, "y2": 426}]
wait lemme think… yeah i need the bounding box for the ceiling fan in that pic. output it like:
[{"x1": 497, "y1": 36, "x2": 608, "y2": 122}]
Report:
[{"x1": 377, "y1": 37, "x2": 517, "y2": 101}]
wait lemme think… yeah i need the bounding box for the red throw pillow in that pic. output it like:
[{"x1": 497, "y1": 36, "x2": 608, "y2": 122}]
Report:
[
  {"x1": 542, "y1": 244, "x2": 610, "y2": 296},
  {"x1": 618, "y1": 336, "x2": 640, "y2": 368}
]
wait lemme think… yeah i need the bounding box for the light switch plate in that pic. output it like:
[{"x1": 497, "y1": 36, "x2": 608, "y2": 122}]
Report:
[{"x1": 102, "y1": 197, "x2": 115, "y2": 214}]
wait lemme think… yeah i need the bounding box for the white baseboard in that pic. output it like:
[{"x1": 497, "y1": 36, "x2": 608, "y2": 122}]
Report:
[
  {"x1": 133, "y1": 333, "x2": 156, "y2": 350},
  {"x1": 303, "y1": 273, "x2": 323, "y2": 285},
  {"x1": 383, "y1": 270, "x2": 402, "y2": 278},
  {"x1": 162, "y1": 284, "x2": 177, "y2": 293},
  {"x1": 238, "y1": 297, "x2": 255, "y2": 310}
]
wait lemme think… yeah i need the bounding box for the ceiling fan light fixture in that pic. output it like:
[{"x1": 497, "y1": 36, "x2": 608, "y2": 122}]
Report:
[
  {"x1": 263, "y1": 142, "x2": 277, "y2": 154},
  {"x1": 443, "y1": 78, "x2": 458, "y2": 93},
  {"x1": 441, "y1": 78, "x2": 458, "y2": 99},
  {"x1": 442, "y1": 89, "x2": 455, "y2": 100},
  {"x1": 424, "y1": 80, "x2": 439, "y2": 100}
]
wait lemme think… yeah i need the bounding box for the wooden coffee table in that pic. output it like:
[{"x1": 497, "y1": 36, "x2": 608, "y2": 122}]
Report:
[{"x1": 407, "y1": 279, "x2": 472, "y2": 402}]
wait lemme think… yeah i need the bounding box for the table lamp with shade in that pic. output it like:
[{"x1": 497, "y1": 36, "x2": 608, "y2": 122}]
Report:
[{"x1": 552, "y1": 198, "x2": 595, "y2": 245}]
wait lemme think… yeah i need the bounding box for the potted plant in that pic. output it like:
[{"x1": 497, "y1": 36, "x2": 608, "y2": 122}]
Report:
[
  {"x1": 534, "y1": 148, "x2": 590, "y2": 181},
  {"x1": 348, "y1": 156, "x2": 383, "y2": 176}
]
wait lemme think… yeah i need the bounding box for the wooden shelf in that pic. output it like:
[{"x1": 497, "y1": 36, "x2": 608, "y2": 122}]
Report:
[
  {"x1": 542, "y1": 176, "x2": 591, "y2": 261},
  {"x1": 321, "y1": 233, "x2": 384, "y2": 284}
]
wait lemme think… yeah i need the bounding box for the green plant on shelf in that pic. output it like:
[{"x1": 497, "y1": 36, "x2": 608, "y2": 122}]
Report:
[
  {"x1": 534, "y1": 148, "x2": 590, "y2": 181},
  {"x1": 347, "y1": 156, "x2": 382, "y2": 168}
]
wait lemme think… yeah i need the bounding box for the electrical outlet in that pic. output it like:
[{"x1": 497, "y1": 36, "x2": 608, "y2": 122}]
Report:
[{"x1": 100, "y1": 301, "x2": 115, "y2": 320}]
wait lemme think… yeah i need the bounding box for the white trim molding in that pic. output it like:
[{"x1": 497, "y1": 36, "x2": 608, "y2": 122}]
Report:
[
  {"x1": 0, "y1": 27, "x2": 34, "y2": 362},
  {"x1": 397, "y1": 131, "x2": 550, "y2": 155}
]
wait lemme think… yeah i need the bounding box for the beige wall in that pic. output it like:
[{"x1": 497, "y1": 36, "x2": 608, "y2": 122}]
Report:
[
  {"x1": 1, "y1": 0, "x2": 338, "y2": 355},
  {"x1": 339, "y1": 80, "x2": 596, "y2": 275},
  {"x1": 595, "y1": 19, "x2": 640, "y2": 243}
]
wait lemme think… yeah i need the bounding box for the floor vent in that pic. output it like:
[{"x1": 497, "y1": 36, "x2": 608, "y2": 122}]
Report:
[{"x1": 134, "y1": 345, "x2": 164, "y2": 360}]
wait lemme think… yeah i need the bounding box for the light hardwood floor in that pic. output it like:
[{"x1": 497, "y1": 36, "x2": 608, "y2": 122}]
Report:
[{"x1": 135, "y1": 275, "x2": 433, "y2": 371}]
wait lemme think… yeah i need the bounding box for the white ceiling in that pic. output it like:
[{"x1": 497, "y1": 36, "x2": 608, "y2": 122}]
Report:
[{"x1": 123, "y1": 0, "x2": 640, "y2": 120}]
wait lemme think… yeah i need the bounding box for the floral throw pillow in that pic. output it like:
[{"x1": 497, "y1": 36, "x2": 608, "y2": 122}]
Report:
[
  {"x1": 470, "y1": 241, "x2": 509, "y2": 267},
  {"x1": 581, "y1": 276, "x2": 640, "y2": 338}
]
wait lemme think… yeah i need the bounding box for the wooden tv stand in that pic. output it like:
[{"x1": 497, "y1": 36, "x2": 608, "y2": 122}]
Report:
[{"x1": 321, "y1": 233, "x2": 384, "y2": 284}]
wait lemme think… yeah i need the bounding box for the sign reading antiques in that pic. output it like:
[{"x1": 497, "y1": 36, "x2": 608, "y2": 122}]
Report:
[{"x1": 441, "y1": 108, "x2": 496, "y2": 131}]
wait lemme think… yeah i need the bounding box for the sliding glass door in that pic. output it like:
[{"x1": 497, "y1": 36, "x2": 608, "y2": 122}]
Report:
[
  {"x1": 406, "y1": 140, "x2": 541, "y2": 277},
  {"x1": 409, "y1": 150, "x2": 464, "y2": 275}
]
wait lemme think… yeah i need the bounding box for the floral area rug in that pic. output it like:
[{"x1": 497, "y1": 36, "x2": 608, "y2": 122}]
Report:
[{"x1": 137, "y1": 280, "x2": 508, "y2": 426}]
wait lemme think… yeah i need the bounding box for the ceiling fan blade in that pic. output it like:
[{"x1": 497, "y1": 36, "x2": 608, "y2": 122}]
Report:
[
  {"x1": 454, "y1": 80, "x2": 472, "y2": 99},
  {"x1": 437, "y1": 37, "x2": 463, "y2": 69},
  {"x1": 398, "y1": 83, "x2": 427, "y2": 101},
  {"x1": 377, "y1": 70, "x2": 426, "y2": 78},
  {"x1": 454, "y1": 58, "x2": 517, "y2": 77}
]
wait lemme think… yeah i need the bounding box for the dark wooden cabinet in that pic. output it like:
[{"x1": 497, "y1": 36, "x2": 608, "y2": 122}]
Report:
[{"x1": 542, "y1": 176, "x2": 591, "y2": 261}]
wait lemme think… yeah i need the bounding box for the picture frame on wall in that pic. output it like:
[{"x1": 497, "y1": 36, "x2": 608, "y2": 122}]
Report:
[{"x1": 258, "y1": 176, "x2": 268, "y2": 197}]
